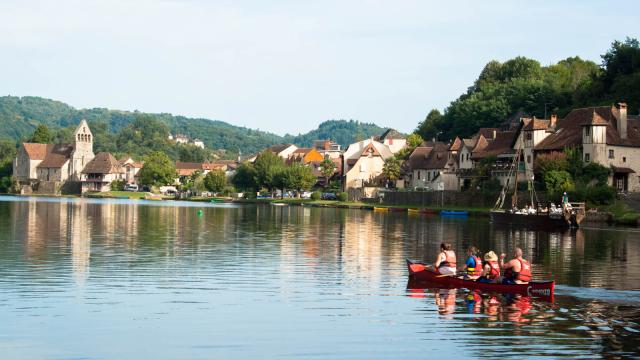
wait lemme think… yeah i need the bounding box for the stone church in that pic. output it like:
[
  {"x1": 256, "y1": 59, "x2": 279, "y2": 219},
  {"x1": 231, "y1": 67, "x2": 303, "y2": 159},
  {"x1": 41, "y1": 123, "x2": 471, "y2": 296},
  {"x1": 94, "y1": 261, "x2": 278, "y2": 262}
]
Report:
[{"x1": 13, "y1": 120, "x2": 96, "y2": 193}]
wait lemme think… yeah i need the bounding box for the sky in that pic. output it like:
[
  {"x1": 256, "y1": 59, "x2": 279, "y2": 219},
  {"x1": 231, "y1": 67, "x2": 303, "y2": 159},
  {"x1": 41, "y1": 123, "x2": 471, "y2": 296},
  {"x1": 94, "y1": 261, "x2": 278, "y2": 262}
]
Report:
[{"x1": 1, "y1": 0, "x2": 638, "y2": 135}]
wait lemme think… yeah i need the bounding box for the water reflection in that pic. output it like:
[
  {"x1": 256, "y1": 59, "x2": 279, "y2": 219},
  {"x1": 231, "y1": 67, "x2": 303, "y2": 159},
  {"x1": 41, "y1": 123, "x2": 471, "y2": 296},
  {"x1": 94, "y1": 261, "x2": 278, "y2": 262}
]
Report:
[{"x1": 0, "y1": 196, "x2": 639, "y2": 358}]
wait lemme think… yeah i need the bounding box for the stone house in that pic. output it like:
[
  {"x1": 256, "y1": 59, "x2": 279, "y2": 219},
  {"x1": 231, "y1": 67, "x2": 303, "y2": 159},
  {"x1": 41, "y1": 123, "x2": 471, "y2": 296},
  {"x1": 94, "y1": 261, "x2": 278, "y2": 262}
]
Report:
[
  {"x1": 471, "y1": 130, "x2": 520, "y2": 189},
  {"x1": 535, "y1": 103, "x2": 640, "y2": 192},
  {"x1": 406, "y1": 142, "x2": 458, "y2": 190},
  {"x1": 81, "y1": 152, "x2": 125, "y2": 192},
  {"x1": 13, "y1": 120, "x2": 95, "y2": 193}
]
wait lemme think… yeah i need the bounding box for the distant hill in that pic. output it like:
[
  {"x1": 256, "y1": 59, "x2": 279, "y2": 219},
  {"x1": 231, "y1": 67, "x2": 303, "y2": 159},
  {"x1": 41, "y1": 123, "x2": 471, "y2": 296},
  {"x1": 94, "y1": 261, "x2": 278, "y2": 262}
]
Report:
[
  {"x1": 285, "y1": 120, "x2": 386, "y2": 148},
  {"x1": 0, "y1": 96, "x2": 387, "y2": 154}
]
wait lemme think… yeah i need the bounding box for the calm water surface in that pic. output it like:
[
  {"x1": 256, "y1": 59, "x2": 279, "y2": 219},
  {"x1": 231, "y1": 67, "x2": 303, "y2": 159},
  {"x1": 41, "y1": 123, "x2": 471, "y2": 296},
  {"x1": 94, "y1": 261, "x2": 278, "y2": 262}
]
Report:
[{"x1": 0, "y1": 196, "x2": 639, "y2": 359}]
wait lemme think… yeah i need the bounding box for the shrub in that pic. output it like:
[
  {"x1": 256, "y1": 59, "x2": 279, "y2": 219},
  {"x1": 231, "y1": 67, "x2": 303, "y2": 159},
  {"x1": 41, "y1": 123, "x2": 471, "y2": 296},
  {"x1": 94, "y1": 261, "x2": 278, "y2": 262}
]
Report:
[
  {"x1": 110, "y1": 179, "x2": 125, "y2": 191},
  {"x1": 0, "y1": 176, "x2": 18, "y2": 194},
  {"x1": 337, "y1": 192, "x2": 348, "y2": 202},
  {"x1": 311, "y1": 190, "x2": 321, "y2": 200}
]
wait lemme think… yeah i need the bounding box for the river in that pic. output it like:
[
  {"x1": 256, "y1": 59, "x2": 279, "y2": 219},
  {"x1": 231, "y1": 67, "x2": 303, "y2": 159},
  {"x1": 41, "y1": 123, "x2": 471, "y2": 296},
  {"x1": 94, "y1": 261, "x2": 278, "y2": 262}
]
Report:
[{"x1": 0, "y1": 196, "x2": 638, "y2": 359}]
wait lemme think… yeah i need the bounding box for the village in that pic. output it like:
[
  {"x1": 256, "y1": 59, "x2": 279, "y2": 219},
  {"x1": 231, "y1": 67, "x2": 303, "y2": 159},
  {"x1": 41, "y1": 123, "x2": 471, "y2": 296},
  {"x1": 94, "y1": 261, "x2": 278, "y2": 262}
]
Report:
[{"x1": 10, "y1": 102, "x2": 638, "y2": 212}]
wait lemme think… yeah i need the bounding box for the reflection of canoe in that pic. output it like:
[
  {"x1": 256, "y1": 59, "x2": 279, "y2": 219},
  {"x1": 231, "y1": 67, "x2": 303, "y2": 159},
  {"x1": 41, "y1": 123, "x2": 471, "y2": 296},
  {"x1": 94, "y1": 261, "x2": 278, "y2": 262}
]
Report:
[
  {"x1": 211, "y1": 198, "x2": 223, "y2": 203},
  {"x1": 440, "y1": 210, "x2": 468, "y2": 216},
  {"x1": 406, "y1": 259, "x2": 554, "y2": 301},
  {"x1": 408, "y1": 208, "x2": 438, "y2": 215},
  {"x1": 373, "y1": 207, "x2": 389, "y2": 212}
]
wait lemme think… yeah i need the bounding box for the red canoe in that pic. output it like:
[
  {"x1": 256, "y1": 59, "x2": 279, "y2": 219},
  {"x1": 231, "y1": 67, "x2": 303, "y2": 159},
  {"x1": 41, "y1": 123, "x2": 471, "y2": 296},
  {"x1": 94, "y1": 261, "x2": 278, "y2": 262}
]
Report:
[{"x1": 406, "y1": 259, "x2": 554, "y2": 301}]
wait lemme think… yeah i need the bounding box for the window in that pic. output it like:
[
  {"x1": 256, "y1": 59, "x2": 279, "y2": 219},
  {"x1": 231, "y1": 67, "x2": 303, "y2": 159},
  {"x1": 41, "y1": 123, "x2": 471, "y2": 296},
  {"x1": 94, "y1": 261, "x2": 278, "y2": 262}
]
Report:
[
  {"x1": 623, "y1": 157, "x2": 627, "y2": 163},
  {"x1": 585, "y1": 153, "x2": 590, "y2": 162},
  {"x1": 417, "y1": 171, "x2": 420, "y2": 180},
  {"x1": 609, "y1": 149, "x2": 614, "y2": 159},
  {"x1": 585, "y1": 127, "x2": 591, "y2": 136},
  {"x1": 525, "y1": 132, "x2": 532, "y2": 140},
  {"x1": 359, "y1": 163, "x2": 367, "y2": 172},
  {"x1": 527, "y1": 155, "x2": 531, "y2": 164}
]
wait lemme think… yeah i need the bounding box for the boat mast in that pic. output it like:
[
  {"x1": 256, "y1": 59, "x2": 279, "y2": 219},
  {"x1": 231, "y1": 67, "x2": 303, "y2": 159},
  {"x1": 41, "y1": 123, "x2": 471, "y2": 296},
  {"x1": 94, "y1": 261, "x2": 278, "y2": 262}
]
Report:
[{"x1": 512, "y1": 147, "x2": 520, "y2": 208}]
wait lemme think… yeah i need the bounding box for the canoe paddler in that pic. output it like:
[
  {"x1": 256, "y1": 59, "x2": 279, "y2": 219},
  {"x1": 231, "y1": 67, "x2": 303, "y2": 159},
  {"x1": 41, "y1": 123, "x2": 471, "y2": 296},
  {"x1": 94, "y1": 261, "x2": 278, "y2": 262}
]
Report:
[
  {"x1": 477, "y1": 251, "x2": 501, "y2": 283},
  {"x1": 499, "y1": 248, "x2": 532, "y2": 284},
  {"x1": 433, "y1": 242, "x2": 457, "y2": 276},
  {"x1": 462, "y1": 246, "x2": 482, "y2": 279}
]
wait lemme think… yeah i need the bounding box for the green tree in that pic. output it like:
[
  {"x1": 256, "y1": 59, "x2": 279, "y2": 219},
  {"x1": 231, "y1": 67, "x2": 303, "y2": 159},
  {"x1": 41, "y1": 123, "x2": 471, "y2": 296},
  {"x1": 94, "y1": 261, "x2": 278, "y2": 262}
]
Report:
[
  {"x1": 415, "y1": 109, "x2": 443, "y2": 141},
  {"x1": 319, "y1": 157, "x2": 336, "y2": 186},
  {"x1": 232, "y1": 163, "x2": 258, "y2": 192},
  {"x1": 29, "y1": 124, "x2": 52, "y2": 143},
  {"x1": 406, "y1": 133, "x2": 423, "y2": 148},
  {"x1": 544, "y1": 170, "x2": 574, "y2": 194},
  {"x1": 382, "y1": 158, "x2": 401, "y2": 187},
  {"x1": 139, "y1": 151, "x2": 176, "y2": 186},
  {"x1": 253, "y1": 151, "x2": 285, "y2": 192},
  {"x1": 204, "y1": 169, "x2": 227, "y2": 193},
  {"x1": 284, "y1": 163, "x2": 316, "y2": 195}
]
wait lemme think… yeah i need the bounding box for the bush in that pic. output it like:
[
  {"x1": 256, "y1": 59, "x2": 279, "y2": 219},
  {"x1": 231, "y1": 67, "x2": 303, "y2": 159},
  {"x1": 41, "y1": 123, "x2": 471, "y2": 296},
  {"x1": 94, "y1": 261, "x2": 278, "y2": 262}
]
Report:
[
  {"x1": 0, "y1": 176, "x2": 18, "y2": 194},
  {"x1": 311, "y1": 190, "x2": 321, "y2": 200},
  {"x1": 337, "y1": 192, "x2": 348, "y2": 202},
  {"x1": 110, "y1": 179, "x2": 125, "y2": 191}
]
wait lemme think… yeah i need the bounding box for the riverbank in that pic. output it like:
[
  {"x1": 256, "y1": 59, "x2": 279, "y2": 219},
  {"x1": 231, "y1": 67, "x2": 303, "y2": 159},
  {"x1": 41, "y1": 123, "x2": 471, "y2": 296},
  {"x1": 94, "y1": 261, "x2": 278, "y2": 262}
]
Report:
[{"x1": 3, "y1": 192, "x2": 638, "y2": 225}]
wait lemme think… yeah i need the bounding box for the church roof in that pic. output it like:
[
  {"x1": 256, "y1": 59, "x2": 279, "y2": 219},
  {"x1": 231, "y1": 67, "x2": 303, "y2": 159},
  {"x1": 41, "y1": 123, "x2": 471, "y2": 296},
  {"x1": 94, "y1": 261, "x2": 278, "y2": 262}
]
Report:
[{"x1": 35, "y1": 144, "x2": 74, "y2": 168}]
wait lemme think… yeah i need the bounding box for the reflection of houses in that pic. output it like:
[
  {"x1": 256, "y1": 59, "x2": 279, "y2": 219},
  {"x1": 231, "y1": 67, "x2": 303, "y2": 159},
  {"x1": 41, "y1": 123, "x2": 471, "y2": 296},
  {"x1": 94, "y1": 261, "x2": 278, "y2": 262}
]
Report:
[
  {"x1": 81, "y1": 152, "x2": 125, "y2": 192},
  {"x1": 13, "y1": 120, "x2": 95, "y2": 194},
  {"x1": 534, "y1": 103, "x2": 640, "y2": 192}
]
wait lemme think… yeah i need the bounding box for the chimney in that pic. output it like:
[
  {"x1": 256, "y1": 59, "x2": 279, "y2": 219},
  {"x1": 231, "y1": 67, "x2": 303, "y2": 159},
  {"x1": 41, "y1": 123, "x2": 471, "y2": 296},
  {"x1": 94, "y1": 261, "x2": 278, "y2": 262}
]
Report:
[
  {"x1": 550, "y1": 114, "x2": 557, "y2": 128},
  {"x1": 616, "y1": 102, "x2": 628, "y2": 139}
]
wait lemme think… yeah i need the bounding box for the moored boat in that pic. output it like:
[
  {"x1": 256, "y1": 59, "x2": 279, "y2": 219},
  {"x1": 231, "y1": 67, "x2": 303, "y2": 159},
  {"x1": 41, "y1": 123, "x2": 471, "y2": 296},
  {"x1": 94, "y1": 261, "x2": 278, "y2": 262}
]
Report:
[
  {"x1": 440, "y1": 210, "x2": 468, "y2": 216},
  {"x1": 406, "y1": 259, "x2": 554, "y2": 301},
  {"x1": 373, "y1": 207, "x2": 389, "y2": 212}
]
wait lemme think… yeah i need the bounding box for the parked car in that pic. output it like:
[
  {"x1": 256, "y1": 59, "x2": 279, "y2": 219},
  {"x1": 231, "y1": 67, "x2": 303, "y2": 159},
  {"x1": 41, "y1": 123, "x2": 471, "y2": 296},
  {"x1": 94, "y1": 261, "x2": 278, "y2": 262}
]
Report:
[
  {"x1": 124, "y1": 184, "x2": 139, "y2": 192},
  {"x1": 300, "y1": 191, "x2": 312, "y2": 199},
  {"x1": 321, "y1": 192, "x2": 337, "y2": 200}
]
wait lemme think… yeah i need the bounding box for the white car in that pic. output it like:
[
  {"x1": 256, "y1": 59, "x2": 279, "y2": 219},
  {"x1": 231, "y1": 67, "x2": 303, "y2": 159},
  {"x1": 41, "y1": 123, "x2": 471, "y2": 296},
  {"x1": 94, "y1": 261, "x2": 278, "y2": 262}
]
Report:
[{"x1": 124, "y1": 184, "x2": 139, "y2": 191}]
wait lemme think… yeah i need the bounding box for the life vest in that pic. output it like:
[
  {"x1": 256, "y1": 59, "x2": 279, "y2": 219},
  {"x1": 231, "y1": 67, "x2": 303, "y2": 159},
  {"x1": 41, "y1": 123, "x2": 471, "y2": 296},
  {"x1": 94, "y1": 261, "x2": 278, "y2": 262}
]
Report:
[
  {"x1": 438, "y1": 250, "x2": 457, "y2": 269},
  {"x1": 467, "y1": 255, "x2": 482, "y2": 276},
  {"x1": 487, "y1": 260, "x2": 500, "y2": 279},
  {"x1": 504, "y1": 258, "x2": 532, "y2": 282}
]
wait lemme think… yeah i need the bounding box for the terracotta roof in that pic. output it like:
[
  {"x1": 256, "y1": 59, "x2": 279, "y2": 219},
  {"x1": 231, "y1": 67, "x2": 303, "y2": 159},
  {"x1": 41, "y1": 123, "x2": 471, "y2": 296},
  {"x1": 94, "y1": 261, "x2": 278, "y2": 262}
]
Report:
[
  {"x1": 379, "y1": 129, "x2": 405, "y2": 140},
  {"x1": 471, "y1": 131, "x2": 517, "y2": 160},
  {"x1": 536, "y1": 106, "x2": 640, "y2": 150},
  {"x1": 266, "y1": 144, "x2": 294, "y2": 154},
  {"x1": 523, "y1": 118, "x2": 551, "y2": 131},
  {"x1": 36, "y1": 144, "x2": 74, "y2": 168},
  {"x1": 176, "y1": 162, "x2": 204, "y2": 170},
  {"x1": 82, "y1": 152, "x2": 124, "y2": 174},
  {"x1": 462, "y1": 138, "x2": 476, "y2": 150},
  {"x1": 449, "y1": 137, "x2": 463, "y2": 151},
  {"x1": 22, "y1": 143, "x2": 50, "y2": 160},
  {"x1": 476, "y1": 128, "x2": 499, "y2": 140},
  {"x1": 407, "y1": 143, "x2": 449, "y2": 170}
]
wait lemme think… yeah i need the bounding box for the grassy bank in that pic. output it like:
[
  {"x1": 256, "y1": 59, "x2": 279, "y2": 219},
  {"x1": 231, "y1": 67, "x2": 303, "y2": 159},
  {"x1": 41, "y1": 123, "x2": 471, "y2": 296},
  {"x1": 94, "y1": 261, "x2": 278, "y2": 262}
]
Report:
[{"x1": 601, "y1": 200, "x2": 640, "y2": 225}]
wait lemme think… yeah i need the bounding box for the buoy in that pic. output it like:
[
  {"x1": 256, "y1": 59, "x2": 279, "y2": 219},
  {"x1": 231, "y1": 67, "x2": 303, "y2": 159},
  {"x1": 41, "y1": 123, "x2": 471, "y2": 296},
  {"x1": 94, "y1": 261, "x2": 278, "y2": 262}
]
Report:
[{"x1": 197, "y1": 209, "x2": 203, "y2": 216}]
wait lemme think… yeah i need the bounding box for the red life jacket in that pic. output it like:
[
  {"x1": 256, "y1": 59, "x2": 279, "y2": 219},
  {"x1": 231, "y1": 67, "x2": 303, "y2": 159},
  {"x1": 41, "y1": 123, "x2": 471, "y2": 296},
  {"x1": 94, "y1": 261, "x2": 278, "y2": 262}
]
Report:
[
  {"x1": 438, "y1": 250, "x2": 457, "y2": 269},
  {"x1": 467, "y1": 255, "x2": 482, "y2": 276},
  {"x1": 504, "y1": 258, "x2": 532, "y2": 282},
  {"x1": 487, "y1": 260, "x2": 500, "y2": 279}
]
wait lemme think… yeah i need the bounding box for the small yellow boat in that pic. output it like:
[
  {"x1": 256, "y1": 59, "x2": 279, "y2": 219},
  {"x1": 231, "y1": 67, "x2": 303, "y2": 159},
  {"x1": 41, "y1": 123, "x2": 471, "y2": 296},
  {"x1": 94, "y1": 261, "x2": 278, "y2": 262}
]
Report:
[{"x1": 373, "y1": 207, "x2": 389, "y2": 212}]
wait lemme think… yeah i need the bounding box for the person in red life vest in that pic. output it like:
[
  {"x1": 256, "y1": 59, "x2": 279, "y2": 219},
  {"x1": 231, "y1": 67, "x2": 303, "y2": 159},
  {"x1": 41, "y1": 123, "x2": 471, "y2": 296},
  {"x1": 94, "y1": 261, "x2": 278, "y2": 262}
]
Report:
[
  {"x1": 499, "y1": 248, "x2": 532, "y2": 284},
  {"x1": 462, "y1": 246, "x2": 482, "y2": 279},
  {"x1": 431, "y1": 242, "x2": 457, "y2": 276},
  {"x1": 477, "y1": 251, "x2": 501, "y2": 283}
]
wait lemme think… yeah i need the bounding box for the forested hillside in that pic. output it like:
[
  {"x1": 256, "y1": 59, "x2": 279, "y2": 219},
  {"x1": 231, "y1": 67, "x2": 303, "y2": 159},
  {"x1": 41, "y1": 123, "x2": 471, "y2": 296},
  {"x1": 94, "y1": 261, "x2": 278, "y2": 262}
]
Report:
[
  {"x1": 416, "y1": 38, "x2": 640, "y2": 140},
  {"x1": 284, "y1": 120, "x2": 386, "y2": 147},
  {"x1": 0, "y1": 97, "x2": 387, "y2": 156}
]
